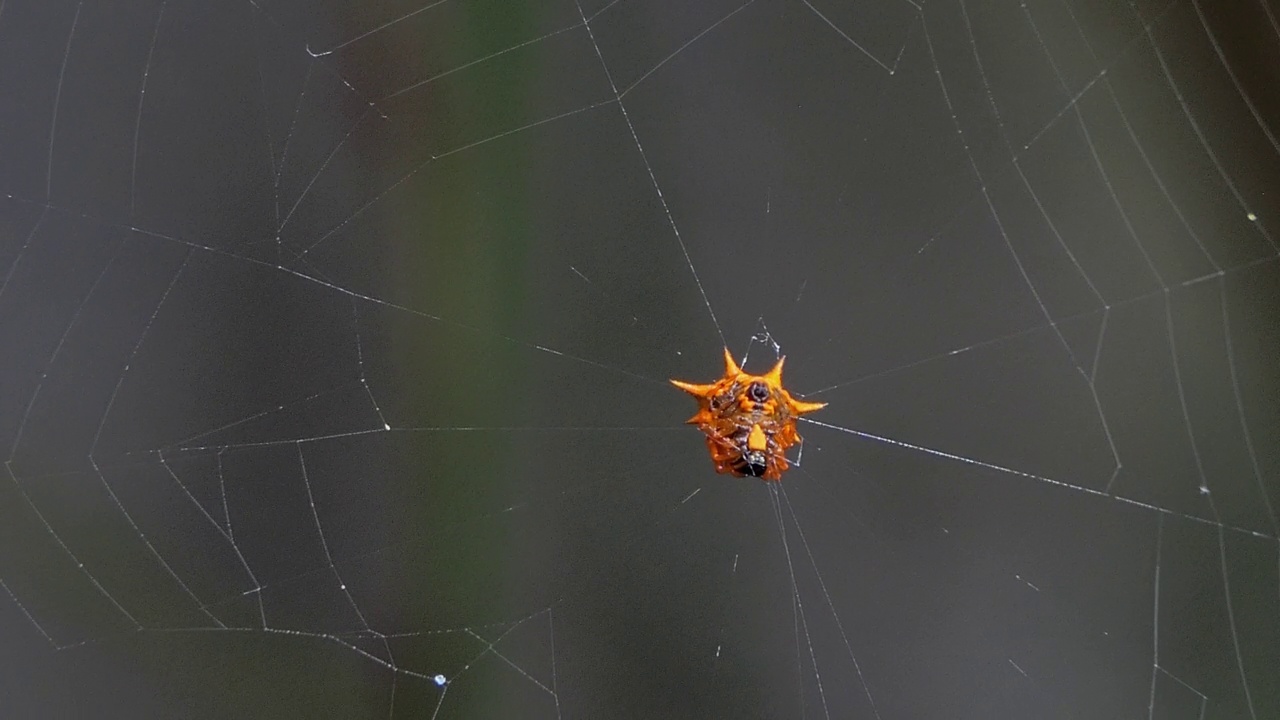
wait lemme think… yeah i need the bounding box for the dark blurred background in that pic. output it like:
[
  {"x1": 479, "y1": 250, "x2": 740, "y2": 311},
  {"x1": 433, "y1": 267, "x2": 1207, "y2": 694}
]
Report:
[{"x1": 1, "y1": 0, "x2": 1277, "y2": 717}]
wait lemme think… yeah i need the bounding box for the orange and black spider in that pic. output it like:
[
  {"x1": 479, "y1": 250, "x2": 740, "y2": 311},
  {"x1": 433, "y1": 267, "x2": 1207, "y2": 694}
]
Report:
[{"x1": 670, "y1": 348, "x2": 826, "y2": 481}]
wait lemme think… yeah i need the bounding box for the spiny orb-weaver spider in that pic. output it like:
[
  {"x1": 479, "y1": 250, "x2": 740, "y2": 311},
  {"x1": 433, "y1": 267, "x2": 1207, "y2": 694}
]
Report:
[{"x1": 671, "y1": 348, "x2": 826, "y2": 481}]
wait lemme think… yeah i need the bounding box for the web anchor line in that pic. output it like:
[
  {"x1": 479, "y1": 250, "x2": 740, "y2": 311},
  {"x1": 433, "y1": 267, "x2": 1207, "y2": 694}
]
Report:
[
  {"x1": 574, "y1": 0, "x2": 726, "y2": 347},
  {"x1": 768, "y1": 484, "x2": 830, "y2": 719},
  {"x1": 782, "y1": 478, "x2": 882, "y2": 719},
  {"x1": 803, "y1": 418, "x2": 1276, "y2": 542}
]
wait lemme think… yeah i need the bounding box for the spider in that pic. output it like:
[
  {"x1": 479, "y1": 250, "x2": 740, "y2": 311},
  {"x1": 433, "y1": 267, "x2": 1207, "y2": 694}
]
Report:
[{"x1": 670, "y1": 347, "x2": 826, "y2": 481}]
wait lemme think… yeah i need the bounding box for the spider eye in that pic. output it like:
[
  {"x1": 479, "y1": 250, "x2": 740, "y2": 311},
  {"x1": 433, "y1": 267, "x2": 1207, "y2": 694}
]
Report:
[{"x1": 748, "y1": 381, "x2": 770, "y2": 402}]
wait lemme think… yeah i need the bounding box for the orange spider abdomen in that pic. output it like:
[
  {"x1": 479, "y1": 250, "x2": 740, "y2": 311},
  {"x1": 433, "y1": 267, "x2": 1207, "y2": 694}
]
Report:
[{"x1": 670, "y1": 348, "x2": 826, "y2": 481}]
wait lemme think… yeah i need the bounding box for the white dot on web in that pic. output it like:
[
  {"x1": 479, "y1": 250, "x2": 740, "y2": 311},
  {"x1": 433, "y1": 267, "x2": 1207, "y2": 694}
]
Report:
[
  {"x1": 433, "y1": 674, "x2": 447, "y2": 687},
  {"x1": 1246, "y1": 212, "x2": 1257, "y2": 221}
]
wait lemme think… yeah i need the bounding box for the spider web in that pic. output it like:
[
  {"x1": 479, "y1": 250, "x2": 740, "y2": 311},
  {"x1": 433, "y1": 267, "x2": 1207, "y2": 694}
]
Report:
[{"x1": 1, "y1": 0, "x2": 1278, "y2": 717}]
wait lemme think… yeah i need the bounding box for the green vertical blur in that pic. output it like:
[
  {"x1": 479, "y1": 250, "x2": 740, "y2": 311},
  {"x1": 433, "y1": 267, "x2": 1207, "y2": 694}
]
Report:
[{"x1": 390, "y1": 3, "x2": 536, "y2": 717}]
